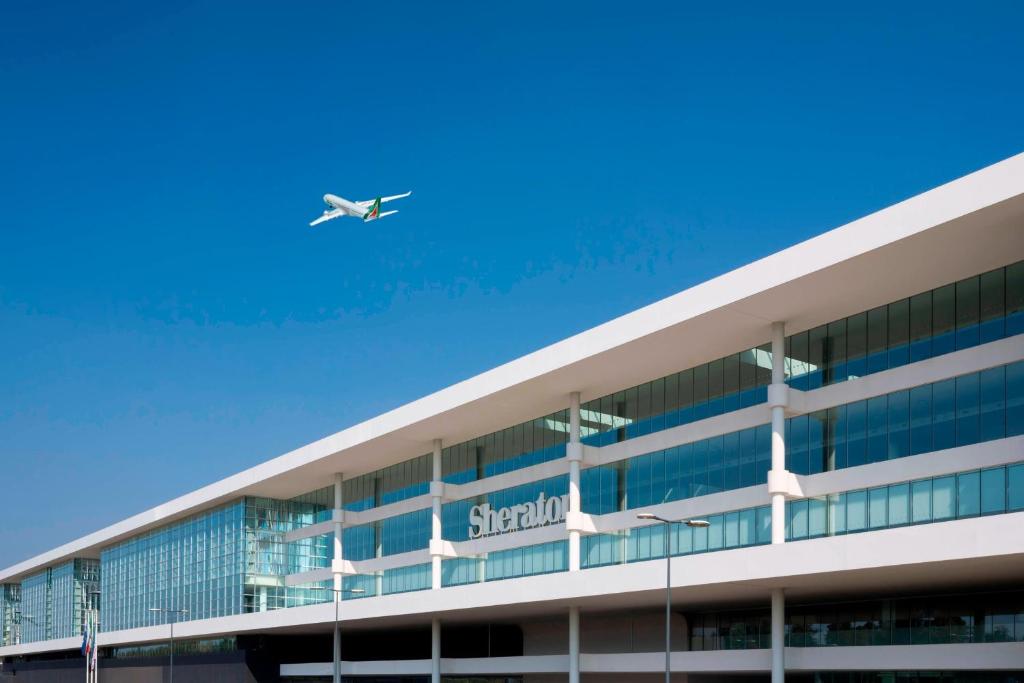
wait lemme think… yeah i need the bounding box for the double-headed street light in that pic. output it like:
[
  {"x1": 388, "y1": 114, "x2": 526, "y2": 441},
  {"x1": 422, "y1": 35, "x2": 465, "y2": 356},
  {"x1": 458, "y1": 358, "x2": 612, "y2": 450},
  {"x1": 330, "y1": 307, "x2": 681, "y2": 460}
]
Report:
[
  {"x1": 636, "y1": 513, "x2": 710, "y2": 683},
  {"x1": 148, "y1": 607, "x2": 188, "y2": 683},
  {"x1": 311, "y1": 586, "x2": 366, "y2": 683}
]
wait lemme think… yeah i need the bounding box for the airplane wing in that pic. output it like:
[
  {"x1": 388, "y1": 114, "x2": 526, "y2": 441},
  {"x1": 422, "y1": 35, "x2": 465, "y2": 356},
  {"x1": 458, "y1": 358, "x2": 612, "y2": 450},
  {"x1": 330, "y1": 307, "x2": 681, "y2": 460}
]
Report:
[
  {"x1": 357, "y1": 191, "x2": 411, "y2": 207},
  {"x1": 378, "y1": 210, "x2": 399, "y2": 218},
  {"x1": 310, "y1": 209, "x2": 343, "y2": 227}
]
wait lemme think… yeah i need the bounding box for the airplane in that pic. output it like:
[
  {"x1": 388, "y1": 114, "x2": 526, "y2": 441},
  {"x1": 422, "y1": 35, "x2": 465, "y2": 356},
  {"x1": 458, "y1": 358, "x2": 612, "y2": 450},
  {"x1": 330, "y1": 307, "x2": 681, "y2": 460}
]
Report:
[{"x1": 309, "y1": 191, "x2": 411, "y2": 227}]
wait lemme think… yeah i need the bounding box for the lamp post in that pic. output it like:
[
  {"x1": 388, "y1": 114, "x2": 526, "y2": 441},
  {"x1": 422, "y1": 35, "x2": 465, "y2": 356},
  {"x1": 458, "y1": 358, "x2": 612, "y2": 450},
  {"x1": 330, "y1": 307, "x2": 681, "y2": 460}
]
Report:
[
  {"x1": 636, "y1": 513, "x2": 710, "y2": 683},
  {"x1": 148, "y1": 607, "x2": 188, "y2": 683},
  {"x1": 310, "y1": 586, "x2": 366, "y2": 683}
]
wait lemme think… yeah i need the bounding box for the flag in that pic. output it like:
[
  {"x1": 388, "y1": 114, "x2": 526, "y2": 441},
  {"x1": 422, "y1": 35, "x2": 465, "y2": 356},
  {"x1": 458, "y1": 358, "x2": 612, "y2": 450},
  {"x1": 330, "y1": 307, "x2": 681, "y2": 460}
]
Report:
[
  {"x1": 81, "y1": 620, "x2": 88, "y2": 657},
  {"x1": 89, "y1": 615, "x2": 98, "y2": 673}
]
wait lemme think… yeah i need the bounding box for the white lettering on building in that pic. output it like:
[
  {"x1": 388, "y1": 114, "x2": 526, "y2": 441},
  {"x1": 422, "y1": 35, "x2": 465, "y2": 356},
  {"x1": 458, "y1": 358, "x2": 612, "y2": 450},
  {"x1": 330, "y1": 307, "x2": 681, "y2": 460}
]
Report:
[{"x1": 467, "y1": 492, "x2": 569, "y2": 539}]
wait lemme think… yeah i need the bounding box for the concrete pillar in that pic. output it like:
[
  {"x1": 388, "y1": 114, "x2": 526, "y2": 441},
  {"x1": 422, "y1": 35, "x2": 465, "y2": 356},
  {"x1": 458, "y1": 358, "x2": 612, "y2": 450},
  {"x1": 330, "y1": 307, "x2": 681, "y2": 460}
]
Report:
[
  {"x1": 568, "y1": 606, "x2": 580, "y2": 683},
  {"x1": 332, "y1": 473, "x2": 343, "y2": 683},
  {"x1": 568, "y1": 392, "x2": 582, "y2": 571},
  {"x1": 333, "y1": 473, "x2": 343, "y2": 594},
  {"x1": 771, "y1": 588, "x2": 785, "y2": 683},
  {"x1": 431, "y1": 617, "x2": 441, "y2": 683},
  {"x1": 769, "y1": 322, "x2": 788, "y2": 545},
  {"x1": 431, "y1": 439, "x2": 443, "y2": 590}
]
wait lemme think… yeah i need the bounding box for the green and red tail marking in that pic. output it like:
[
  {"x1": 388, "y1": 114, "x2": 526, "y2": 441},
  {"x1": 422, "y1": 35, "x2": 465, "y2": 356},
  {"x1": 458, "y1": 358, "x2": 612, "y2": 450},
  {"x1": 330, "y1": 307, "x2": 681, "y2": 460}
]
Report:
[{"x1": 363, "y1": 197, "x2": 381, "y2": 220}]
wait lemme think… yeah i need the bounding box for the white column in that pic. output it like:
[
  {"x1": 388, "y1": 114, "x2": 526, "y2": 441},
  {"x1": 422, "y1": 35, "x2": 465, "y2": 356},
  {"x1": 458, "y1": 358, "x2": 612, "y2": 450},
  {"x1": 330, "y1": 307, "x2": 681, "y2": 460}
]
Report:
[
  {"x1": 431, "y1": 617, "x2": 441, "y2": 683},
  {"x1": 431, "y1": 439, "x2": 443, "y2": 590},
  {"x1": 332, "y1": 473, "x2": 343, "y2": 679},
  {"x1": 333, "y1": 473, "x2": 343, "y2": 594},
  {"x1": 771, "y1": 588, "x2": 785, "y2": 683},
  {"x1": 568, "y1": 392, "x2": 582, "y2": 572},
  {"x1": 769, "y1": 322, "x2": 788, "y2": 545},
  {"x1": 568, "y1": 606, "x2": 580, "y2": 683}
]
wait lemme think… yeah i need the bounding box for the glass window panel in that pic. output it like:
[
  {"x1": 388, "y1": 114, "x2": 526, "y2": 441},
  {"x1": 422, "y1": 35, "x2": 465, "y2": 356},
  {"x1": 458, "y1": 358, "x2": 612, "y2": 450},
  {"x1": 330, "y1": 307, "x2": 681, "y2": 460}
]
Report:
[
  {"x1": 980, "y1": 366, "x2": 1006, "y2": 442},
  {"x1": 827, "y1": 405, "x2": 846, "y2": 471},
  {"x1": 723, "y1": 355, "x2": 740, "y2": 413},
  {"x1": 957, "y1": 471, "x2": 981, "y2": 518},
  {"x1": 980, "y1": 467, "x2": 1006, "y2": 515},
  {"x1": 888, "y1": 483, "x2": 910, "y2": 526},
  {"x1": 956, "y1": 373, "x2": 981, "y2": 447},
  {"x1": 911, "y1": 479, "x2": 932, "y2": 523},
  {"x1": 693, "y1": 364, "x2": 709, "y2": 421},
  {"x1": 739, "y1": 508, "x2": 756, "y2": 546},
  {"x1": 910, "y1": 384, "x2": 933, "y2": 455},
  {"x1": 956, "y1": 275, "x2": 982, "y2": 350},
  {"x1": 888, "y1": 299, "x2": 910, "y2": 368},
  {"x1": 979, "y1": 268, "x2": 1006, "y2": 343},
  {"x1": 808, "y1": 410, "x2": 827, "y2": 474},
  {"x1": 846, "y1": 490, "x2": 867, "y2": 532},
  {"x1": 846, "y1": 400, "x2": 866, "y2": 468},
  {"x1": 866, "y1": 396, "x2": 888, "y2": 464},
  {"x1": 909, "y1": 291, "x2": 933, "y2": 362},
  {"x1": 1007, "y1": 361, "x2": 1024, "y2": 438},
  {"x1": 868, "y1": 487, "x2": 888, "y2": 528},
  {"x1": 825, "y1": 319, "x2": 847, "y2": 385},
  {"x1": 887, "y1": 390, "x2": 909, "y2": 460},
  {"x1": 1008, "y1": 463, "x2": 1024, "y2": 511},
  {"x1": 846, "y1": 312, "x2": 867, "y2": 380},
  {"x1": 707, "y1": 359, "x2": 724, "y2": 417},
  {"x1": 788, "y1": 500, "x2": 808, "y2": 539},
  {"x1": 828, "y1": 493, "x2": 846, "y2": 535},
  {"x1": 1007, "y1": 261, "x2": 1024, "y2": 336},
  {"x1": 933, "y1": 283, "x2": 956, "y2": 356},
  {"x1": 755, "y1": 424, "x2": 772, "y2": 483},
  {"x1": 808, "y1": 498, "x2": 827, "y2": 537},
  {"x1": 664, "y1": 373, "x2": 679, "y2": 427},
  {"x1": 932, "y1": 379, "x2": 956, "y2": 451},
  {"x1": 756, "y1": 506, "x2": 772, "y2": 545},
  {"x1": 787, "y1": 332, "x2": 808, "y2": 388},
  {"x1": 932, "y1": 475, "x2": 955, "y2": 520},
  {"x1": 807, "y1": 325, "x2": 826, "y2": 389},
  {"x1": 787, "y1": 415, "x2": 809, "y2": 475},
  {"x1": 866, "y1": 306, "x2": 888, "y2": 375},
  {"x1": 723, "y1": 431, "x2": 740, "y2": 492}
]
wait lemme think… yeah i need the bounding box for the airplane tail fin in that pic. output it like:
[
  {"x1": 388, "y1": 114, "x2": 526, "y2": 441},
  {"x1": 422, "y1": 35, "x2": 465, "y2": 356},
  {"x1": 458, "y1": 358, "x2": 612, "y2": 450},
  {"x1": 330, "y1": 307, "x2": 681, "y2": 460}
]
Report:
[{"x1": 362, "y1": 197, "x2": 382, "y2": 220}]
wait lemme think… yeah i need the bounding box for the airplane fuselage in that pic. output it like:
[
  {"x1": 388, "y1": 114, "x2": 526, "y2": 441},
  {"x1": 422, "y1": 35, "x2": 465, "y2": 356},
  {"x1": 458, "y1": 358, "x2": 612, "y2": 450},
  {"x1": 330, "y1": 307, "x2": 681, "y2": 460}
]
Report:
[{"x1": 323, "y1": 194, "x2": 365, "y2": 217}]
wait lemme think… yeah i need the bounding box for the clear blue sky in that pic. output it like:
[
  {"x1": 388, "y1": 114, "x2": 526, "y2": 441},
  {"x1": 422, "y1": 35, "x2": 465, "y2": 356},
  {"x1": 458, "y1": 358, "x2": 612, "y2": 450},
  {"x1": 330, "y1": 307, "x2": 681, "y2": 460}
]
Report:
[{"x1": 1, "y1": 1, "x2": 1022, "y2": 568}]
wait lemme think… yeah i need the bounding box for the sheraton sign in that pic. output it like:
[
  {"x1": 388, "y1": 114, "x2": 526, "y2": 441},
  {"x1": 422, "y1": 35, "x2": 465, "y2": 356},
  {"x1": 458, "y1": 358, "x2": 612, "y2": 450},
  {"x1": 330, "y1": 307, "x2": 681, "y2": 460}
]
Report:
[{"x1": 468, "y1": 492, "x2": 569, "y2": 539}]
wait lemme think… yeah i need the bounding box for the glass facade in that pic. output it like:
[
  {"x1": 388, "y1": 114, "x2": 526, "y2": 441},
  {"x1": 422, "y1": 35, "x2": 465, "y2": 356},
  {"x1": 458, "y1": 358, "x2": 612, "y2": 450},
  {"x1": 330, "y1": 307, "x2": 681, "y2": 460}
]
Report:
[
  {"x1": 0, "y1": 584, "x2": 20, "y2": 646},
  {"x1": 442, "y1": 541, "x2": 568, "y2": 587},
  {"x1": 581, "y1": 425, "x2": 772, "y2": 515},
  {"x1": 580, "y1": 345, "x2": 773, "y2": 447},
  {"x1": 581, "y1": 462, "x2": 1024, "y2": 569},
  {"x1": 18, "y1": 559, "x2": 99, "y2": 643},
  {"x1": 101, "y1": 497, "x2": 331, "y2": 632},
  {"x1": 105, "y1": 635, "x2": 237, "y2": 659},
  {"x1": 575, "y1": 361, "x2": 1022, "y2": 522},
  {"x1": 785, "y1": 361, "x2": 1023, "y2": 474},
  {"x1": 442, "y1": 409, "x2": 571, "y2": 483},
  {"x1": 786, "y1": 261, "x2": 1024, "y2": 390},
  {"x1": 343, "y1": 453, "x2": 433, "y2": 511},
  {"x1": 688, "y1": 590, "x2": 1024, "y2": 650},
  {"x1": 786, "y1": 463, "x2": 1024, "y2": 540}
]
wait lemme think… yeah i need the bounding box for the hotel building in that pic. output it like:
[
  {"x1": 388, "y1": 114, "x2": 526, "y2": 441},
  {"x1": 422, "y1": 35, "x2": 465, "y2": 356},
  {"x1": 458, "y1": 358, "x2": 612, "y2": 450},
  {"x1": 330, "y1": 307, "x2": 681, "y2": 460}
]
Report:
[{"x1": 2, "y1": 154, "x2": 1023, "y2": 682}]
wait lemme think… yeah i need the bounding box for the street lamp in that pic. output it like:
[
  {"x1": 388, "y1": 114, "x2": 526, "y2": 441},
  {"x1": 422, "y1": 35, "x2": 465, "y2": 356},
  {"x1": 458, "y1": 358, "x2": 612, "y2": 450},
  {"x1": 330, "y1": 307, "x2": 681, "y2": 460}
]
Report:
[
  {"x1": 310, "y1": 586, "x2": 366, "y2": 683},
  {"x1": 148, "y1": 607, "x2": 188, "y2": 683},
  {"x1": 636, "y1": 513, "x2": 710, "y2": 683}
]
